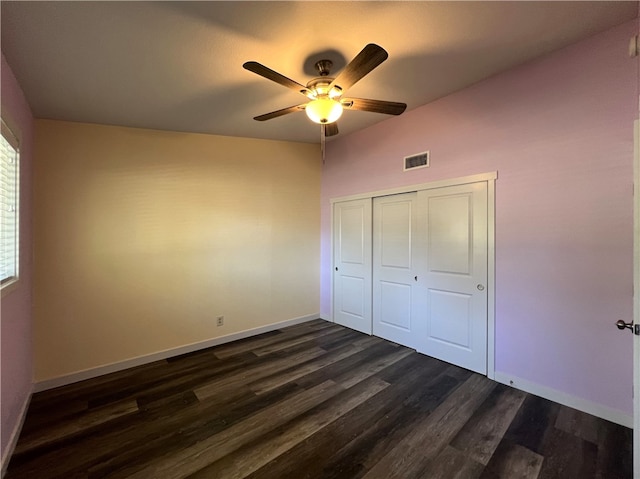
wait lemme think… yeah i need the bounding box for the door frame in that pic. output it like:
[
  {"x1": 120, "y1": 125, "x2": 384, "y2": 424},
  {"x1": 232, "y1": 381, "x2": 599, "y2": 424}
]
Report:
[
  {"x1": 329, "y1": 171, "x2": 497, "y2": 379},
  {"x1": 633, "y1": 119, "x2": 639, "y2": 479}
]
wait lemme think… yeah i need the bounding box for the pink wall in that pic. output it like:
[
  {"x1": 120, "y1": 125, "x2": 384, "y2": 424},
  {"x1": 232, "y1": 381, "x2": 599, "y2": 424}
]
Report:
[
  {"x1": 1, "y1": 54, "x2": 34, "y2": 461},
  {"x1": 321, "y1": 21, "x2": 638, "y2": 415}
]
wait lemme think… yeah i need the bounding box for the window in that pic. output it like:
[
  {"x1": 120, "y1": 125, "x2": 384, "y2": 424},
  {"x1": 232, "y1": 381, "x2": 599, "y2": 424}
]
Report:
[{"x1": 1, "y1": 120, "x2": 19, "y2": 286}]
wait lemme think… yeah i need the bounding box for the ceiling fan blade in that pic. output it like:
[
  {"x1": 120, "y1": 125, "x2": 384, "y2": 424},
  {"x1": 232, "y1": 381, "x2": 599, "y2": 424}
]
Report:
[
  {"x1": 330, "y1": 44, "x2": 388, "y2": 92},
  {"x1": 323, "y1": 122, "x2": 339, "y2": 137},
  {"x1": 243, "y1": 61, "x2": 311, "y2": 97},
  {"x1": 253, "y1": 103, "x2": 308, "y2": 121},
  {"x1": 341, "y1": 97, "x2": 407, "y2": 115}
]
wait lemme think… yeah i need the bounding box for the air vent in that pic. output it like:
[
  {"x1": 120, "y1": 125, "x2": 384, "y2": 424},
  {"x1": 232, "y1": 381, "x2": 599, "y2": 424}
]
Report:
[{"x1": 404, "y1": 151, "x2": 430, "y2": 171}]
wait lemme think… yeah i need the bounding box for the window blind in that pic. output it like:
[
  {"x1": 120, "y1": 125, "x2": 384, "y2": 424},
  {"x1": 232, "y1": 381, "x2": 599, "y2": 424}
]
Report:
[{"x1": 1, "y1": 120, "x2": 19, "y2": 284}]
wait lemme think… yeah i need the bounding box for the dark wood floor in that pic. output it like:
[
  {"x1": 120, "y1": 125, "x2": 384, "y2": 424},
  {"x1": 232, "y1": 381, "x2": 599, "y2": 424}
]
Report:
[{"x1": 6, "y1": 319, "x2": 632, "y2": 478}]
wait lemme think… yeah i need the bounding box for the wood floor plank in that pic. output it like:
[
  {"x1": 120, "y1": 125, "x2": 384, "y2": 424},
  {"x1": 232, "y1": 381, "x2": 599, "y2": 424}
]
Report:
[
  {"x1": 122, "y1": 380, "x2": 345, "y2": 479},
  {"x1": 595, "y1": 419, "x2": 633, "y2": 479},
  {"x1": 337, "y1": 346, "x2": 413, "y2": 389},
  {"x1": 14, "y1": 400, "x2": 139, "y2": 455},
  {"x1": 292, "y1": 340, "x2": 401, "y2": 390},
  {"x1": 250, "y1": 327, "x2": 352, "y2": 356},
  {"x1": 6, "y1": 320, "x2": 633, "y2": 479},
  {"x1": 362, "y1": 374, "x2": 496, "y2": 479},
  {"x1": 19, "y1": 398, "x2": 89, "y2": 437},
  {"x1": 8, "y1": 400, "x2": 205, "y2": 478},
  {"x1": 351, "y1": 334, "x2": 383, "y2": 347},
  {"x1": 537, "y1": 426, "x2": 598, "y2": 479},
  {"x1": 450, "y1": 383, "x2": 527, "y2": 465},
  {"x1": 12, "y1": 374, "x2": 282, "y2": 476},
  {"x1": 503, "y1": 394, "x2": 561, "y2": 455},
  {"x1": 194, "y1": 346, "x2": 326, "y2": 401},
  {"x1": 248, "y1": 340, "x2": 371, "y2": 394},
  {"x1": 428, "y1": 445, "x2": 485, "y2": 479},
  {"x1": 212, "y1": 321, "x2": 339, "y2": 359},
  {"x1": 187, "y1": 376, "x2": 390, "y2": 479},
  {"x1": 243, "y1": 354, "x2": 455, "y2": 479},
  {"x1": 555, "y1": 406, "x2": 600, "y2": 445},
  {"x1": 478, "y1": 440, "x2": 545, "y2": 479},
  {"x1": 321, "y1": 371, "x2": 463, "y2": 479},
  {"x1": 27, "y1": 359, "x2": 170, "y2": 406},
  {"x1": 276, "y1": 318, "x2": 334, "y2": 334},
  {"x1": 266, "y1": 336, "x2": 404, "y2": 395},
  {"x1": 306, "y1": 328, "x2": 368, "y2": 352},
  {"x1": 87, "y1": 383, "x2": 303, "y2": 479},
  {"x1": 89, "y1": 352, "x2": 254, "y2": 408}
]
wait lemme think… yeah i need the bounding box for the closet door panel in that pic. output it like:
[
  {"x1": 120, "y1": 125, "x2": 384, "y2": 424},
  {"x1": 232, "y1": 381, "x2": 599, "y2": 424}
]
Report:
[
  {"x1": 415, "y1": 182, "x2": 488, "y2": 374},
  {"x1": 373, "y1": 193, "x2": 420, "y2": 347},
  {"x1": 333, "y1": 199, "x2": 372, "y2": 334}
]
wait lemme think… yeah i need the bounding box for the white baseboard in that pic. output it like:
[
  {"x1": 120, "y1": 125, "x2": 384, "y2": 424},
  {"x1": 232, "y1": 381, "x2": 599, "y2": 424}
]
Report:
[
  {"x1": 1, "y1": 391, "x2": 32, "y2": 478},
  {"x1": 33, "y1": 314, "x2": 319, "y2": 393},
  {"x1": 494, "y1": 372, "x2": 633, "y2": 428}
]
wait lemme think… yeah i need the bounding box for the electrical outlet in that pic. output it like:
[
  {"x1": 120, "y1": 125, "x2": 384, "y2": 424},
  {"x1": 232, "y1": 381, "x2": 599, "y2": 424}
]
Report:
[{"x1": 216, "y1": 316, "x2": 224, "y2": 327}]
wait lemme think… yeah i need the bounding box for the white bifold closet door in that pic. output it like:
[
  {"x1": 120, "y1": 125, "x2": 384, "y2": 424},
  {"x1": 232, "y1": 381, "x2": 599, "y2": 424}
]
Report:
[
  {"x1": 333, "y1": 198, "x2": 372, "y2": 334},
  {"x1": 414, "y1": 182, "x2": 488, "y2": 374},
  {"x1": 372, "y1": 193, "x2": 420, "y2": 348}
]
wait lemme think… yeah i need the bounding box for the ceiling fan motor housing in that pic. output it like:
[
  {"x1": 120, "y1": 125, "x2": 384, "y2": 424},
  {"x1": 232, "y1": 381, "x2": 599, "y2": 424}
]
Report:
[
  {"x1": 315, "y1": 59, "x2": 333, "y2": 76},
  {"x1": 306, "y1": 78, "x2": 342, "y2": 100}
]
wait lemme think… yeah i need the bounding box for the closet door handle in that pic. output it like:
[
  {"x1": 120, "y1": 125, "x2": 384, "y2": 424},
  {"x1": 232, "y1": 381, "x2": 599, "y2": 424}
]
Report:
[{"x1": 414, "y1": 276, "x2": 418, "y2": 281}]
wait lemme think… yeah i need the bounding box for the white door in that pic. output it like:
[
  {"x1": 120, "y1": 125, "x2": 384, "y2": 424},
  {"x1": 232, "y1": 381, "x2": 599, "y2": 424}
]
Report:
[
  {"x1": 333, "y1": 199, "x2": 372, "y2": 334},
  {"x1": 415, "y1": 182, "x2": 488, "y2": 374},
  {"x1": 373, "y1": 193, "x2": 419, "y2": 347}
]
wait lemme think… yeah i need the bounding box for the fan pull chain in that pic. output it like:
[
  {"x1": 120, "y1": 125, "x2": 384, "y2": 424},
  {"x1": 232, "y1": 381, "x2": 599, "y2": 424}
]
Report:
[{"x1": 321, "y1": 124, "x2": 326, "y2": 164}]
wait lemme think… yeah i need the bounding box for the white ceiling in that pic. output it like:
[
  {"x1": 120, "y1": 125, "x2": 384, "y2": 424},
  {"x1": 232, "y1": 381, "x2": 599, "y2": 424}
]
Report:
[{"x1": 1, "y1": 1, "x2": 637, "y2": 144}]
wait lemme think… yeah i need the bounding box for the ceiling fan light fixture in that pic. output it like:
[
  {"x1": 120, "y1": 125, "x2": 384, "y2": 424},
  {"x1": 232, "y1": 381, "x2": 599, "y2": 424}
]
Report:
[{"x1": 305, "y1": 98, "x2": 343, "y2": 124}]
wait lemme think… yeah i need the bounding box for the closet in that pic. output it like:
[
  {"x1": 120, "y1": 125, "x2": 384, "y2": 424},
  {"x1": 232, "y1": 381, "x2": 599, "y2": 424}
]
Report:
[{"x1": 332, "y1": 175, "x2": 494, "y2": 374}]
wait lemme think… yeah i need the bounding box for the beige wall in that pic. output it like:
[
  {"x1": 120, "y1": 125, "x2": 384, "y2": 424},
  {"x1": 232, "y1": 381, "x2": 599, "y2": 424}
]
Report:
[{"x1": 33, "y1": 120, "x2": 321, "y2": 382}]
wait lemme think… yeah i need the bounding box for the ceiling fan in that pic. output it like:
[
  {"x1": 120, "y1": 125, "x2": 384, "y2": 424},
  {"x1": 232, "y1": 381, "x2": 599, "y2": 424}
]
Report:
[{"x1": 243, "y1": 44, "x2": 407, "y2": 141}]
